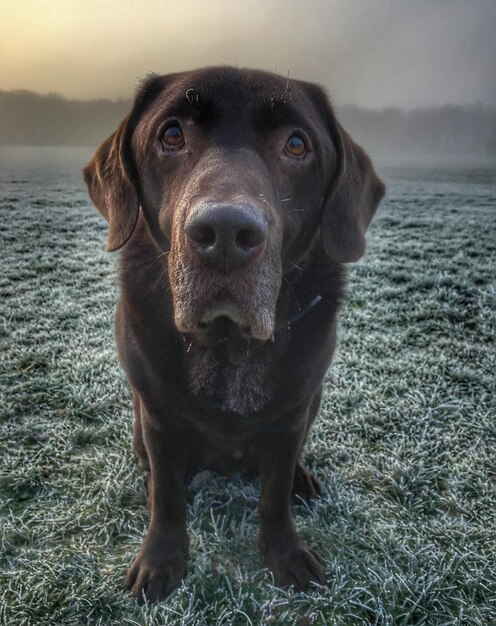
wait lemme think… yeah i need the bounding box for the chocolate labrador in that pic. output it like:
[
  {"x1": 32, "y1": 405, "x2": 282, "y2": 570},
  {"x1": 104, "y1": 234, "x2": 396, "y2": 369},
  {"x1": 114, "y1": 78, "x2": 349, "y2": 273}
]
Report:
[{"x1": 84, "y1": 66, "x2": 384, "y2": 602}]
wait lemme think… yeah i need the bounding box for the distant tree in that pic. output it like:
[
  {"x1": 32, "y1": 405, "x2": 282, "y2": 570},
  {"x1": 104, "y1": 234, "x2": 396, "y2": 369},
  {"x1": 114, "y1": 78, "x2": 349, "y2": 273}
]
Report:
[
  {"x1": 0, "y1": 90, "x2": 130, "y2": 146},
  {"x1": 338, "y1": 103, "x2": 496, "y2": 158}
]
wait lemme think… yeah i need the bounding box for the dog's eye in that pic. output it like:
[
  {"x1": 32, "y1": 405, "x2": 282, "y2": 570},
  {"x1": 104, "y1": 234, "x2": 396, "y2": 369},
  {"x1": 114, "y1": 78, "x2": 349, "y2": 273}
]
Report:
[
  {"x1": 284, "y1": 134, "x2": 306, "y2": 158},
  {"x1": 162, "y1": 124, "x2": 184, "y2": 149}
]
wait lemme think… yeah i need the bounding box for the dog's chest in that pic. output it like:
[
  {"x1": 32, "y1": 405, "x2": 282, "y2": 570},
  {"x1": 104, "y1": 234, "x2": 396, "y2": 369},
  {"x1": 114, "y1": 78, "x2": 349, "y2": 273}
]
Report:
[{"x1": 186, "y1": 344, "x2": 273, "y2": 415}]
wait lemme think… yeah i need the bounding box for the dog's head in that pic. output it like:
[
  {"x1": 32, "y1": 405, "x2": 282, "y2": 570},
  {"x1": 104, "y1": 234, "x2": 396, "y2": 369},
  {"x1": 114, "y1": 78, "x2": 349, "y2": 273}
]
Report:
[{"x1": 84, "y1": 67, "x2": 384, "y2": 341}]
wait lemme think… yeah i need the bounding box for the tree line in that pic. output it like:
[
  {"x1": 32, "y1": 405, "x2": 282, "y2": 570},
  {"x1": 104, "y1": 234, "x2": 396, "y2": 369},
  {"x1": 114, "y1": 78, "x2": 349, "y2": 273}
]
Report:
[
  {"x1": 1, "y1": 90, "x2": 495, "y2": 158},
  {"x1": 338, "y1": 104, "x2": 496, "y2": 159}
]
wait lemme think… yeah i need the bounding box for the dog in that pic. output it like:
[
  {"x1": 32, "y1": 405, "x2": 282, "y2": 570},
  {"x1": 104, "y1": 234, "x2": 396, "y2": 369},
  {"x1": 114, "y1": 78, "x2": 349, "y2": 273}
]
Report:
[{"x1": 83, "y1": 66, "x2": 384, "y2": 603}]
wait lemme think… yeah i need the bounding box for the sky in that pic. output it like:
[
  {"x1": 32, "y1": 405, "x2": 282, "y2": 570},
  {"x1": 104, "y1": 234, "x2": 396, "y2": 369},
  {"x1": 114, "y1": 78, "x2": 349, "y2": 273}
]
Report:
[{"x1": 1, "y1": 0, "x2": 495, "y2": 108}]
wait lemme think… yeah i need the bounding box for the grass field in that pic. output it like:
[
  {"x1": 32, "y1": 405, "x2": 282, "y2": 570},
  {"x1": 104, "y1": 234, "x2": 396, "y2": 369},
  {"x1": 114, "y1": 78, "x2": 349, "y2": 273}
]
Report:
[{"x1": 1, "y1": 147, "x2": 495, "y2": 626}]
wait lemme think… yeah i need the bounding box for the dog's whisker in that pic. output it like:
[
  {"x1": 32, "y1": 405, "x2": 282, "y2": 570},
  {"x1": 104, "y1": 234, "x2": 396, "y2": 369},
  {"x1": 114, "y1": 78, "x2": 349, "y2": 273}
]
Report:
[
  {"x1": 289, "y1": 262, "x2": 302, "y2": 271},
  {"x1": 158, "y1": 283, "x2": 172, "y2": 312},
  {"x1": 282, "y1": 275, "x2": 301, "y2": 312},
  {"x1": 145, "y1": 266, "x2": 170, "y2": 297},
  {"x1": 136, "y1": 250, "x2": 170, "y2": 267}
]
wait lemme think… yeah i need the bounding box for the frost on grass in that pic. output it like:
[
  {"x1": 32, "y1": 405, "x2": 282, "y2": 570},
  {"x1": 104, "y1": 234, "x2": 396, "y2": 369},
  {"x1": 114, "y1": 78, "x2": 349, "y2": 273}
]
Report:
[{"x1": 1, "y1": 150, "x2": 495, "y2": 625}]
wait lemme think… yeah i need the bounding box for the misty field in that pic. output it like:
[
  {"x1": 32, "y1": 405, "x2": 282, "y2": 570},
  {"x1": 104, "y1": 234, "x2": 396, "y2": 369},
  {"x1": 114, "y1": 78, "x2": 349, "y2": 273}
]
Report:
[{"x1": 1, "y1": 147, "x2": 495, "y2": 626}]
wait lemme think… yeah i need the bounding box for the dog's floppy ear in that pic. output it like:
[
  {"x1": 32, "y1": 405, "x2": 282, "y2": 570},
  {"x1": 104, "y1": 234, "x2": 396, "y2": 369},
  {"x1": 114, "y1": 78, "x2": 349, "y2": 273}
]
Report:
[
  {"x1": 83, "y1": 115, "x2": 139, "y2": 252},
  {"x1": 83, "y1": 73, "x2": 166, "y2": 252},
  {"x1": 303, "y1": 82, "x2": 385, "y2": 263},
  {"x1": 321, "y1": 121, "x2": 385, "y2": 262}
]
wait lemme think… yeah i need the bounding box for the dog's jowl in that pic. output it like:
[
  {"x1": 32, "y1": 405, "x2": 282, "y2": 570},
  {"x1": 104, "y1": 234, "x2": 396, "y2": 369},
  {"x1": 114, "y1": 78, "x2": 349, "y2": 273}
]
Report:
[{"x1": 84, "y1": 66, "x2": 384, "y2": 603}]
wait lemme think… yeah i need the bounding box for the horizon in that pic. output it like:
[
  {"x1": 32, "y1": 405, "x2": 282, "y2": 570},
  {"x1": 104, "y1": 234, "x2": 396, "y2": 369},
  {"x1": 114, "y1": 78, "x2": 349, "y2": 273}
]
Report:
[
  {"x1": 1, "y1": 86, "x2": 495, "y2": 113},
  {"x1": 1, "y1": 1, "x2": 495, "y2": 109}
]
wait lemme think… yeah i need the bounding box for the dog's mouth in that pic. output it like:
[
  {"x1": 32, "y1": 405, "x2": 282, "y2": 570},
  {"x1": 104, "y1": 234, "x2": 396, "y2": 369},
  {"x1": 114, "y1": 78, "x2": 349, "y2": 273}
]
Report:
[
  {"x1": 198, "y1": 315, "x2": 252, "y2": 344},
  {"x1": 172, "y1": 283, "x2": 276, "y2": 342},
  {"x1": 197, "y1": 291, "x2": 256, "y2": 340},
  {"x1": 199, "y1": 291, "x2": 247, "y2": 325}
]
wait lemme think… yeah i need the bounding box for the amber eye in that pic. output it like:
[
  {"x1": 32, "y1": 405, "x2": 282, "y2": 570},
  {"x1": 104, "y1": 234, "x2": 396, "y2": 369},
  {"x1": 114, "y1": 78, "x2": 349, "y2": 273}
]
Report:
[
  {"x1": 162, "y1": 124, "x2": 184, "y2": 148},
  {"x1": 284, "y1": 133, "x2": 306, "y2": 158}
]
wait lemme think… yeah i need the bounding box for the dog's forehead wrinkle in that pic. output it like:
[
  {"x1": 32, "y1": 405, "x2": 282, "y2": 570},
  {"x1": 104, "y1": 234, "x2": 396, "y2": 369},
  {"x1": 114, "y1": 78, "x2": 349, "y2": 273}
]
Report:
[
  {"x1": 138, "y1": 68, "x2": 311, "y2": 125},
  {"x1": 171, "y1": 70, "x2": 297, "y2": 121}
]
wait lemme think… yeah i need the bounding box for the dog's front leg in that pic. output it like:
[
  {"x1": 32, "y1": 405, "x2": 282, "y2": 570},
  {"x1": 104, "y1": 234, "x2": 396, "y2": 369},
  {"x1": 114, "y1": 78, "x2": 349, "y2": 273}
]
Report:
[
  {"x1": 126, "y1": 401, "x2": 189, "y2": 603},
  {"x1": 257, "y1": 424, "x2": 325, "y2": 590}
]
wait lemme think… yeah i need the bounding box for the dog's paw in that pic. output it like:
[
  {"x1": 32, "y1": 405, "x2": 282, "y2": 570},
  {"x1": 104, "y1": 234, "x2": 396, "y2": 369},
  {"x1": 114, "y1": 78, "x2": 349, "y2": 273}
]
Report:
[
  {"x1": 126, "y1": 534, "x2": 187, "y2": 603},
  {"x1": 264, "y1": 539, "x2": 325, "y2": 590}
]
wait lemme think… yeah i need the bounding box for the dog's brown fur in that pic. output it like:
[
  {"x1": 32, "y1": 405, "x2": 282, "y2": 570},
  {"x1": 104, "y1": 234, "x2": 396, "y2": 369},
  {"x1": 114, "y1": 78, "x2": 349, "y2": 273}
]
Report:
[{"x1": 84, "y1": 66, "x2": 384, "y2": 602}]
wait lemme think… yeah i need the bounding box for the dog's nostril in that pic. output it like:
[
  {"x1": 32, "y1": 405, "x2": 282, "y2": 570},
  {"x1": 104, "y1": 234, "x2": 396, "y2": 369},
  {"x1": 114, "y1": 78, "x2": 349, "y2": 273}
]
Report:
[
  {"x1": 186, "y1": 204, "x2": 267, "y2": 272},
  {"x1": 236, "y1": 228, "x2": 263, "y2": 251},
  {"x1": 189, "y1": 225, "x2": 216, "y2": 248}
]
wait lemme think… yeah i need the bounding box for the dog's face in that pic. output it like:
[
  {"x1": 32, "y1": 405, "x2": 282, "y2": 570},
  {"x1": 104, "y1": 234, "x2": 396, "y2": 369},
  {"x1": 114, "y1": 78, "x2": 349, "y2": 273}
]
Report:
[{"x1": 84, "y1": 67, "x2": 384, "y2": 341}]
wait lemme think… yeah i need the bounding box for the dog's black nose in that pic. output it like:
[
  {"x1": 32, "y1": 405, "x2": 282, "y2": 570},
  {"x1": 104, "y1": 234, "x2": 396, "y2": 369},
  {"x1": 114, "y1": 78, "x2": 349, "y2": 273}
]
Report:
[{"x1": 186, "y1": 204, "x2": 267, "y2": 273}]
